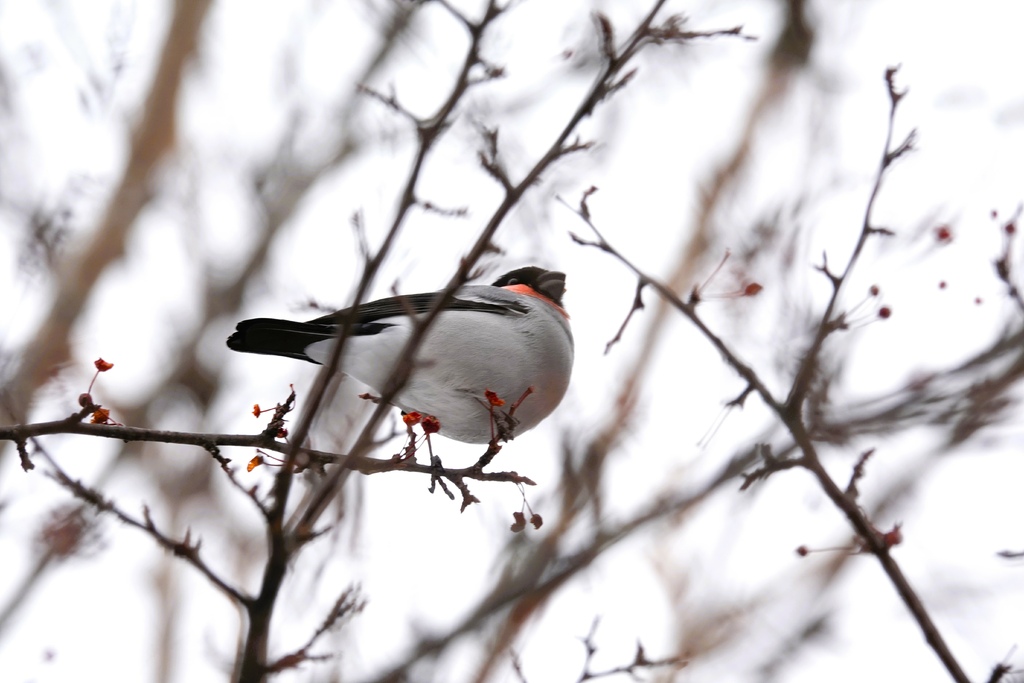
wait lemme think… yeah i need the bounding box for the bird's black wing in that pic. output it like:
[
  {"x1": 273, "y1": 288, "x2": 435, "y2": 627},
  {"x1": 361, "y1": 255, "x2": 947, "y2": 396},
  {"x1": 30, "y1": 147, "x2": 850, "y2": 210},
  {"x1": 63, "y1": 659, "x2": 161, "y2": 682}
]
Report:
[
  {"x1": 306, "y1": 292, "x2": 526, "y2": 326},
  {"x1": 228, "y1": 291, "x2": 528, "y2": 364}
]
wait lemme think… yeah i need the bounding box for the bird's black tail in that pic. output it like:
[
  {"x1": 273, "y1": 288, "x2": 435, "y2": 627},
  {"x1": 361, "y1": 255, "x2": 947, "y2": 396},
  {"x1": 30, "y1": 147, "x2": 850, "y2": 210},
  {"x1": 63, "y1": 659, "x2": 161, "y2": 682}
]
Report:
[{"x1": 226, "y1": 318, "x2": 335, "y2": 364}]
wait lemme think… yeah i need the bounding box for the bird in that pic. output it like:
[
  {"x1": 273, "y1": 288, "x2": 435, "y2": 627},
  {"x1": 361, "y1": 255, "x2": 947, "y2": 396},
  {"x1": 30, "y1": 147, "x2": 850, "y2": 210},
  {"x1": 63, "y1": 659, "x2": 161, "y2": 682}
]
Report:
[{"x1": 226, "y1": 266, "x2": 574, "y2": 444}]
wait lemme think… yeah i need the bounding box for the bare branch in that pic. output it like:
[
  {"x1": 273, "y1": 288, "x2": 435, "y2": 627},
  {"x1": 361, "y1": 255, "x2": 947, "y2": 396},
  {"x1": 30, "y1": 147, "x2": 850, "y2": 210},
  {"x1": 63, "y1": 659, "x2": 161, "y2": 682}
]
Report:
[
  {"x1": 576, "y1": 618, "x2": 687, "y2": 681},
  {"x1": 265, "y1": 585, "x2": 366, "y2": 674},
  {"x1": 605, "y1": 278, "x2": 647, "y2": 355},
  {"x1": 43, "y1": 451, "x2": 250, "y2": 608},
  {"x1": 364, "y1": 449, "x2": 748, "y2": 683},
  {"x1": 739, "y1": 445, "x2": 806, "y2": 491},
  {"x1": 567, "y1": 204, "x2": 785, "y2": 417},
  {"x1": 993, "y1": 207, "x2": 1024, "y2": 316},
  {"x1": 844, "y1": 448, "x2": 876, "y2": 499},
  {"x1": 5, "y1": 0, "x2": 214, "y2": 422},
  {"x1": 786, "y1": 65, "x2": 912, "y2": 414},
  {"x1": 568, "y1": 67, "x2": 972, "y2": 683},
  {"x1": 0, "y1": 416, "x2": 537, "y2": 485}
]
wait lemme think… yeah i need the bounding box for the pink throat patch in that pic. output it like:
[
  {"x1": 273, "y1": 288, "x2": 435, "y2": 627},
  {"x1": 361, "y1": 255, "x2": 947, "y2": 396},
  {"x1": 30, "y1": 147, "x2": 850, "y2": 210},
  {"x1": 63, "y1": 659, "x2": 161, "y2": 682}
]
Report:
[{"x1": 502, "y1": 284, "x2": 569, "y2": 319}]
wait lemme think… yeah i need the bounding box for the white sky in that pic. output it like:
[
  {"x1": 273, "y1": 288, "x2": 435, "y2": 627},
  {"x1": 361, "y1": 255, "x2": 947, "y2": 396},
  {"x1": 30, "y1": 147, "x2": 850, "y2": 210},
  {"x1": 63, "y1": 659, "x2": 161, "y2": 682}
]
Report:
[{"x1": 2, "y1": 0, "x2": 1024, "y2": 681}]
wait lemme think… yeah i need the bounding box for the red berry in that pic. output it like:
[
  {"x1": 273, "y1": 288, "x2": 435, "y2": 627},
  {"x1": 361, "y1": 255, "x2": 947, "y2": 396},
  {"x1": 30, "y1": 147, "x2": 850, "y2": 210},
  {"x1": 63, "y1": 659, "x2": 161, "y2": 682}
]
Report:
[{"x1": 881, "y1": 523, "x2": 903, "y2": 548}]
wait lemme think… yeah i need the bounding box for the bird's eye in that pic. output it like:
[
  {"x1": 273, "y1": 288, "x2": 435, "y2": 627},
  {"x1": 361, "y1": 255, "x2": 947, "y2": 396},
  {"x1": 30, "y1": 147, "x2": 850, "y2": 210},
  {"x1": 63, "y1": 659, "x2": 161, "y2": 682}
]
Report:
[{"x1": 509, "y1": 279, "x2": 519, "y2": 285}]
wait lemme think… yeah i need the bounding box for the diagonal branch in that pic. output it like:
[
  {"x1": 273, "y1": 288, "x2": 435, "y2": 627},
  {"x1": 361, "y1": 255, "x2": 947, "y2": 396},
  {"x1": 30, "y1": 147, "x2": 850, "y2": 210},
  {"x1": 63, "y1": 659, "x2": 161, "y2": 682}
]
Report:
[
  {"x1": 4, "y1": 0, "x2": 214, "y2": 423},
  {"x1": 360, "y1": 448, "x2": 749, "y2": 683},
  {"x1": 569, "y1": 68, "x2": 970, "y2": 683},
  {"x1": 41, "y1": 448, "x2": 251, "y2": 608}
]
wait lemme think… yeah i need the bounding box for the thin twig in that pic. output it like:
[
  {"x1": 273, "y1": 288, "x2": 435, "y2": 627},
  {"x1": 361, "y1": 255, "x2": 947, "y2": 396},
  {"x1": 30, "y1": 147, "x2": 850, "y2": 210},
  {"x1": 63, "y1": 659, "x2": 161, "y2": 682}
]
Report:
[
  {"x1": 41, "y1": 449, "x2": 251, "y2": 607},
  {"x1": 785, "y1": 67, "x2": 915, "y2": 415}
]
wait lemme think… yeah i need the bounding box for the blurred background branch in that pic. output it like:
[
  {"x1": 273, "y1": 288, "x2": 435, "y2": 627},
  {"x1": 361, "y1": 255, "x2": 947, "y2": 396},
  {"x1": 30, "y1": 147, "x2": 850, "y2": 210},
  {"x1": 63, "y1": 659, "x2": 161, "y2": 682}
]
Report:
[{"x1": 1, "y1": 0, "x2": 1023, "y2": 682}]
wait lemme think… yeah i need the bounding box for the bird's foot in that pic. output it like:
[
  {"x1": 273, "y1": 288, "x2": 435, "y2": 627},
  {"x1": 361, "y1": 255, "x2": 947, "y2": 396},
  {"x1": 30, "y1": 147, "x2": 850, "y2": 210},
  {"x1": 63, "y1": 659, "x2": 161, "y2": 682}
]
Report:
[{"x1": 481, "y1": 386, "x2": 534, "y2": 443}]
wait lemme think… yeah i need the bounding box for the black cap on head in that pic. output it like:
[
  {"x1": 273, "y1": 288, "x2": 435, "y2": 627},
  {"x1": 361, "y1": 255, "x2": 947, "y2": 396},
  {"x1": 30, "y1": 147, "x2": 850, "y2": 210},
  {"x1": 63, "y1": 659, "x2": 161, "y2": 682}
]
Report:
[{"x1": 492, "y1": 266, "x2": 567, "y2": 307}]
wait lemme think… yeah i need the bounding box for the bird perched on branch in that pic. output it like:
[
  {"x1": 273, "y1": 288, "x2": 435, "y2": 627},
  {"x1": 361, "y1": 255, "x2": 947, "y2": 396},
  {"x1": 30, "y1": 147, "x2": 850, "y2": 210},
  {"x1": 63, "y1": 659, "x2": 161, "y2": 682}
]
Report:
[{"x1": 227, "y1": 266, "x2": 574, "y2": 444}]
